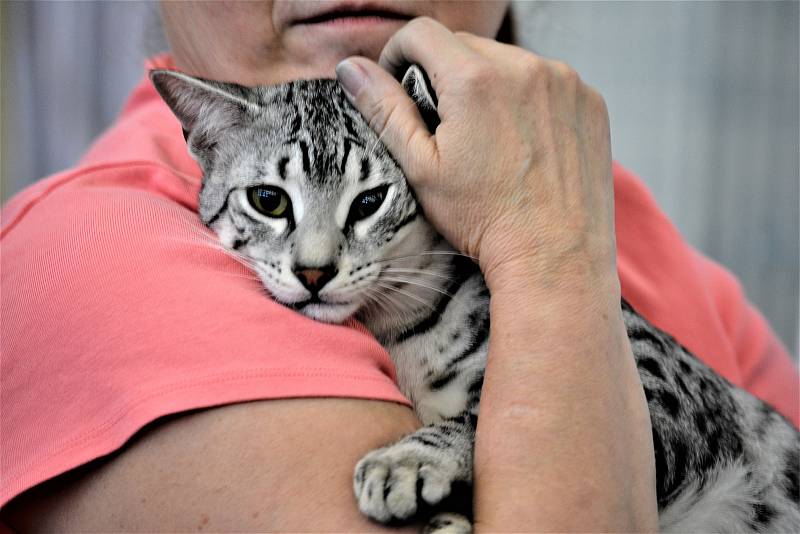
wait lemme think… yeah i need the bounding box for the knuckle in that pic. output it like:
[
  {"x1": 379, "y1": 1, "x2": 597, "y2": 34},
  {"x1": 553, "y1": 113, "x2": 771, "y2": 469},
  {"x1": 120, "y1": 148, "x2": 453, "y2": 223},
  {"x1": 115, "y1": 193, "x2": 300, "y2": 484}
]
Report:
[
  {"x1": 558, "y1": 62, "x2": 581, "y2": 88},
  {"x1": 585, "y1": 84, "x2": 609, "y2": 116},
  {"x1": 552, "y1": 60, "x2": 577, "y2": 80},
  {"x1": 520, "y1": 54, "x2": 547, "y2": 83}
]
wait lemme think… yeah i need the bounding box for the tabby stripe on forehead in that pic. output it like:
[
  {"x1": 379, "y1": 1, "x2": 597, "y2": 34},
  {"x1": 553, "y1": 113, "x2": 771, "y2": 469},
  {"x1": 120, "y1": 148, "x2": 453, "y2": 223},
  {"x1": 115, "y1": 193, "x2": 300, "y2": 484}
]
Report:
[
  {"x1": 277, "y1": 157, "x2": 290, "y2": 180},
  {"x1": 341, "y1": 108, "x2": 359, "y2": 138},
  {"x1": 298, "y1": 139, "x2": 311, "y2": 173},
  {"x1": 340, "y1": 138, "x2": 352, "y2": 174},
  {"x1": 359, "y1": 158, "x2": 371, "y2": 181}
]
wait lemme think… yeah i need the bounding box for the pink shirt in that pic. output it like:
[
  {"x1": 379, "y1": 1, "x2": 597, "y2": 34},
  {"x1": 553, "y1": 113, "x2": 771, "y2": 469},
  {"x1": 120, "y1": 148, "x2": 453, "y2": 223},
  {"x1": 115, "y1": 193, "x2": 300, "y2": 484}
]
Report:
[{"x1": 1, "y1": 55, "x2": 797, "y2": 508}]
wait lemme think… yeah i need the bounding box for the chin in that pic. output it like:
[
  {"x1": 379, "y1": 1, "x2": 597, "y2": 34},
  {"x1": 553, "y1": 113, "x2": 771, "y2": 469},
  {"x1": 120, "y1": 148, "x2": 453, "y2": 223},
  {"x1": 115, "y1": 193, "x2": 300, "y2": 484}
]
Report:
[{"x1": 299, "y1": 302, "x2": 360, "y2": 324}]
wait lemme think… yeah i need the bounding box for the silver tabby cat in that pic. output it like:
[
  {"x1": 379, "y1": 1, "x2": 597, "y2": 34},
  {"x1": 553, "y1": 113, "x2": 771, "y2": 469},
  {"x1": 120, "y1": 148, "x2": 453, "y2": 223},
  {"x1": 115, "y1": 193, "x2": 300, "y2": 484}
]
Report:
[{"x1": 151, "y1": 67, "x2": 799, "y2": 533}]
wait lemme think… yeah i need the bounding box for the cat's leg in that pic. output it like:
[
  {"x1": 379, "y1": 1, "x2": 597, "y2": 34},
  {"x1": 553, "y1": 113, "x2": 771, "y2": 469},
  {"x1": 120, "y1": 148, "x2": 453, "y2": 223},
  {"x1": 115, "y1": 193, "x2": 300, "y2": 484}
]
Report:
[{"x1": 354, "y1": 412, "x2": 475, "y2": 523}]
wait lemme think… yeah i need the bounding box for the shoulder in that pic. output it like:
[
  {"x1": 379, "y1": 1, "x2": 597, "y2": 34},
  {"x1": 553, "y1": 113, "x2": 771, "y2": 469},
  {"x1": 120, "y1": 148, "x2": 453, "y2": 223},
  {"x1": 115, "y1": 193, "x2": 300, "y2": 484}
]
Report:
[{"x1": 1, "y1": 163, "x2": 408, "y2": 507}]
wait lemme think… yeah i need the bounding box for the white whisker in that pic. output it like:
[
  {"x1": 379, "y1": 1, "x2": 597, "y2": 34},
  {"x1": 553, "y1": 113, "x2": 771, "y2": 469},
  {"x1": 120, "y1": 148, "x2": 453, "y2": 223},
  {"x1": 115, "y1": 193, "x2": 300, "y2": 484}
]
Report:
[
  {"x1": 382, "y1": 268, "x2": 454, "y2": 281},
  {"x1": 374, "y1": 251, "x2": 477, "y2": 264},
  {"x1": 370, "y1": 285, "x2": 412, "y2": 317},
  {"x1": 379, "y1": 276, "x2": 456, "y2": 301},
  {"x1": 362, "y1": 286, "x2": 397, "y2": 317},
  {"x1": 375, "y1": 281, "x2": 438, "y2": 313}
]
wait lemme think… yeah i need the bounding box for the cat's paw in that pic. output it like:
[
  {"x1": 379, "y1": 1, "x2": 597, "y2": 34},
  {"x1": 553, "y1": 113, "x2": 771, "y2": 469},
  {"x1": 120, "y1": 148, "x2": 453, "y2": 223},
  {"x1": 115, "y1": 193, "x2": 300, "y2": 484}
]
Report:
[{"x1": 354, "y1": 440, "x2": 466, "y2": 522}]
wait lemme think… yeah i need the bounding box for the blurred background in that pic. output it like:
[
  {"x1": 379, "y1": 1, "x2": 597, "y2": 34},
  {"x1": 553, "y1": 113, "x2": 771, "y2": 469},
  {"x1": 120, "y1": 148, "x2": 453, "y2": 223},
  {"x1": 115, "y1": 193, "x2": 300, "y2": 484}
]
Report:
[{"x1": 1, "y1": 1, "x2": 798, "y2": 355}]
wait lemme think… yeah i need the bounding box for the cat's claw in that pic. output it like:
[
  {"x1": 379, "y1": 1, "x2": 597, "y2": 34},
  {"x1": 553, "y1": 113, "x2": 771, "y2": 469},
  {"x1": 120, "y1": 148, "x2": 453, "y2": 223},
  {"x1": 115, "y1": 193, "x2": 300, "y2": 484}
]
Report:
[{"x1": 354, "y1": 441, "x2": 463, "y2": 522}]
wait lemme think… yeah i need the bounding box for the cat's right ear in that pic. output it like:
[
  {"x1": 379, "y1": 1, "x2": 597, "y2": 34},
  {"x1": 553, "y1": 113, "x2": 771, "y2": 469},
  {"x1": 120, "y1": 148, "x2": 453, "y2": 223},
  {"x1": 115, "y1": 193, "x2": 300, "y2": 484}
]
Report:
[
  {"x1": 401, "y1": 65, "x2": 440, "y2": 133},
  {"x1": 149, "y1": 70, "x2": 258, "y2": 169}
]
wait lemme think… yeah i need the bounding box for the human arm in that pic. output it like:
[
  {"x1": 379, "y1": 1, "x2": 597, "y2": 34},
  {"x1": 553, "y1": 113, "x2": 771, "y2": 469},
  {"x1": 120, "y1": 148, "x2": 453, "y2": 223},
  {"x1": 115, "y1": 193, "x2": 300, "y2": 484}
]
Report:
[
  {"x1": 2, "y1": 399, "x2": 423, "y2": 532},
  {"x1": 337, "y1": 18, "x2": 658, "y2": 531}
]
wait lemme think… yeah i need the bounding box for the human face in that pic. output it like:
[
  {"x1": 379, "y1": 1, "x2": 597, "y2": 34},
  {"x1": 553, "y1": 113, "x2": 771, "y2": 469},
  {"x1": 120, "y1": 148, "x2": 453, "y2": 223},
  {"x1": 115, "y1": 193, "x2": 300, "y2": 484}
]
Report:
[{"x1": 160, "y1": 1, "x2": 509, "y2": 85}]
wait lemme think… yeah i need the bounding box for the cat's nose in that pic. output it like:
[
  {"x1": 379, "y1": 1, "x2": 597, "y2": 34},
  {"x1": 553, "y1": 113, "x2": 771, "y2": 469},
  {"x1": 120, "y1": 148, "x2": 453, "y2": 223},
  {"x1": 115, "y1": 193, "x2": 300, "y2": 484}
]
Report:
[{"x1": 294, "y1": 265, "x2": 337, "y2": 293}]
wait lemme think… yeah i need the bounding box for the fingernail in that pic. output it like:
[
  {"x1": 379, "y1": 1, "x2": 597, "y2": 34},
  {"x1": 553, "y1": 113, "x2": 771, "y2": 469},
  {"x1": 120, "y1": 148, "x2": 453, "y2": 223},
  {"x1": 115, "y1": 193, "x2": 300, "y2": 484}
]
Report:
[{"x1": 336, "y1": 59, "x2": 367, "y2": 100}]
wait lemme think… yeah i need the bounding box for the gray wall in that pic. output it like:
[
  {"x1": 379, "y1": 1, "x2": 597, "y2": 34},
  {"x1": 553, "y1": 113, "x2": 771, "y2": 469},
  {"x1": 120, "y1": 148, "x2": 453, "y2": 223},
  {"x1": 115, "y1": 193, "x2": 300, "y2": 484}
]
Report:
[{"x1": 2, "y1": 1, "x2": 798, "y2": 354}]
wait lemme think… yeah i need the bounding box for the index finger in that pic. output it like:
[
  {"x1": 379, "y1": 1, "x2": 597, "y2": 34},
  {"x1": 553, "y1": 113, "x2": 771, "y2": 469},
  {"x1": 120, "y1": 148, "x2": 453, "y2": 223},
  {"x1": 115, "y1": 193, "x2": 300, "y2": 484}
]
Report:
[{"x1": 379, "y1": 17, "x2": 475, "y2": 86}]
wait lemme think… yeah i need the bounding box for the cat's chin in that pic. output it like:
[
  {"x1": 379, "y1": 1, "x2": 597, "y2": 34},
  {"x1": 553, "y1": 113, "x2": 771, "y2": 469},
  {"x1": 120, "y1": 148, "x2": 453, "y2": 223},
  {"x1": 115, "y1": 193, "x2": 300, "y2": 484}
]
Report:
[{"x1": 297, "y1": 301, "x2": 359, "y2": 324}]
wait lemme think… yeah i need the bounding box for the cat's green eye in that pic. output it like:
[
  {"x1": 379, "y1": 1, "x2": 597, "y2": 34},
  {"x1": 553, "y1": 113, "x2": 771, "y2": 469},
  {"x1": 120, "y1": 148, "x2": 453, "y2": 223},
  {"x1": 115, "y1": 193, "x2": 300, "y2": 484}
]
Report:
[
  {"x1": 349, "y1": 185, "x2": 389, "y2": 223},
  {"x1": 248, "y1": 186, "x2": 291, "y2": 218}
]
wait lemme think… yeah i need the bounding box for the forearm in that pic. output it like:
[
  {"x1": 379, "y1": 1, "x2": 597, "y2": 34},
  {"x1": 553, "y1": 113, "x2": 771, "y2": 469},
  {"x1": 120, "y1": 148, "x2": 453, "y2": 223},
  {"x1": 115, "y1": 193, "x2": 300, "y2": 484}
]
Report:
[
  {"x1": 473, "y1": 271, "x2": 658, "y2": 532},
  {"x1": 338, "y1": 17, "x2": 659, "y2": 531}
]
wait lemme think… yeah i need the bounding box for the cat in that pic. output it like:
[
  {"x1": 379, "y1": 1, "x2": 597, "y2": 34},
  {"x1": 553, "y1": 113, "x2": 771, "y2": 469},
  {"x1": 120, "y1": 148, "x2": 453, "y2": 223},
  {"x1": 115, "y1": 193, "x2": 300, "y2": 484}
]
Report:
[{"x1": 151, "y1": 66, "x2": 800, "y2": 533}]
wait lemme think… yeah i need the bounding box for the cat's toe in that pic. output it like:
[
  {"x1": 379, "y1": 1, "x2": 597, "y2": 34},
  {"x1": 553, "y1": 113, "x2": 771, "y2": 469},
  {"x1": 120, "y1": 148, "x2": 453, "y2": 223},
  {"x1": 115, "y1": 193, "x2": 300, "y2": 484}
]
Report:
[
  {"x1": 355, "y1": 454, "x2": 419, "y2": 521},
  {"x1": 354, "y1": 443, "x2": 463, "y2": 522},
  {"x1": 385, "y1": 464, "x2": 419, "y2": 518},
  {"x1": 418, "y1": 463, "x2": 452, "y2": 504},
  {"x1": 355, "y1": 459, "x2": 393, "y2": 521}
]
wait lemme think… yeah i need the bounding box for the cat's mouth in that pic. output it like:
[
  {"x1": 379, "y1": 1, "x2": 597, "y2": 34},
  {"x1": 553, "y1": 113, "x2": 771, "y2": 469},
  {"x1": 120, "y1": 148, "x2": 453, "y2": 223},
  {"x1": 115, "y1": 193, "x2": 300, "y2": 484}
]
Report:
[
  {"x1": 289, "y1": 295, "x2": 325, "y2": 310},
  {"x1": 289, "y1": 297, "x2": 358, "y2": 324}
]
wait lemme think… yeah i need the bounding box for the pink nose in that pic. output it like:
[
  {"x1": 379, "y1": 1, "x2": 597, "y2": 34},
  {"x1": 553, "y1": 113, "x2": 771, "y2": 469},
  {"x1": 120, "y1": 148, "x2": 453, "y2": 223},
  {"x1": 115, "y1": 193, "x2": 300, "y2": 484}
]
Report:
[
  {"x1": 294, "y1": 266, "x2": 336, "y2": 292},
  {"x1": 299, "y1": 269, "x2": 324, "y2": 286}
]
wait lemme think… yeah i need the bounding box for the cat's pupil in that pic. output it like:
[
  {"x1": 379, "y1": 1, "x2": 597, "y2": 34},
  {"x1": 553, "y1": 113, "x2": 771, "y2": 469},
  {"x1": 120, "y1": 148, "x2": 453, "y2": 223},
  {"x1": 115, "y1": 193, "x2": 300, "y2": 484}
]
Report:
[
  {"x1": 248, "y1": 186, "x2": 289, "y2": 218},
  {"x1": 350, "y1": 186, "x2": 388, "y2": 222}
]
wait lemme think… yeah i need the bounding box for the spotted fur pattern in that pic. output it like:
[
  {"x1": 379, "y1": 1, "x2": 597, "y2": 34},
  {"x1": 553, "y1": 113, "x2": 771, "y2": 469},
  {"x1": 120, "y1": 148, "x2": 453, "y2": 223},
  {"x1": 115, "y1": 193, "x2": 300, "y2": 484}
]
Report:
[{"x1": 152, "y1": 67, "x2": 800, "y2": 533}]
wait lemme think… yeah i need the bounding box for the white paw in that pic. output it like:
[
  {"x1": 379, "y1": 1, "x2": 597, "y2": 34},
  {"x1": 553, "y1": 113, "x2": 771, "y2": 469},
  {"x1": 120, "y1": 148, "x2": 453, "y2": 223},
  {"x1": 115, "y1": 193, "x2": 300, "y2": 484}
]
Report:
[{"x1": 354, "y1": 441, "x2": 462, "y2": 522}]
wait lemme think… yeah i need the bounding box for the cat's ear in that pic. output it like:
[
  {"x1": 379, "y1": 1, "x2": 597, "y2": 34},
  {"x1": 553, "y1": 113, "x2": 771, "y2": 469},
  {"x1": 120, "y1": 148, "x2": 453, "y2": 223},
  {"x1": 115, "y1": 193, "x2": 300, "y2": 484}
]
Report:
[
  {"x1": 149, "y1": 70, "x2": 258, "y2": 169},
  {"x1": 401, "y1": 65, "x2": 440, "y2": 133}
]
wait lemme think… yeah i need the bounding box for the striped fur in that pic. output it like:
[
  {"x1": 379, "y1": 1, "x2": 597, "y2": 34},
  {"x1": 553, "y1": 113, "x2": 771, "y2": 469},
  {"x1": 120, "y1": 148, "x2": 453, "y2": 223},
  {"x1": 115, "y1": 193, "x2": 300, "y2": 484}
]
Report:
[{"x1": 152, "y1": 68, "x2": 800, "y2": 533}]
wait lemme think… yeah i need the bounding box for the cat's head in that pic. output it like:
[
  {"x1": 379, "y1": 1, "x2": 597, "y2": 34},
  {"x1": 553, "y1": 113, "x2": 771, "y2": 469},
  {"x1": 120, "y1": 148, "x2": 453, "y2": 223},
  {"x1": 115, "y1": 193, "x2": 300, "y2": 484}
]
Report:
[{"x1": 151, "y1": 66, "x2": 446, "y2": 326}]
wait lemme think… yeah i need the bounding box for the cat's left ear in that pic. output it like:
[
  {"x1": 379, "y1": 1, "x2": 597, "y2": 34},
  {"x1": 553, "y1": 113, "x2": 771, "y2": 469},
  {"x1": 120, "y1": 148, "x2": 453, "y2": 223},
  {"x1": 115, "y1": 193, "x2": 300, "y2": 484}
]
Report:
[
  {"x1": 149, "y1": 70, "x2": 258, "y2": 170},
  {"x1": 401, "y1": 65, "x2": 440, "y2": 133}
]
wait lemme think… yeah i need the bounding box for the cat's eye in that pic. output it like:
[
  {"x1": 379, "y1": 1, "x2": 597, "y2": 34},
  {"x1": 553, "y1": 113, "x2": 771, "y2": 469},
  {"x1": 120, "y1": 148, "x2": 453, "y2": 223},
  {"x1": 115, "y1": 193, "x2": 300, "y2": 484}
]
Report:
[
  {"x1": 348, "y1": 185, "x2": 389, "y2": 223},
  {"x1": 247, "y1": 186, "x2": 291, "y2": 218}
]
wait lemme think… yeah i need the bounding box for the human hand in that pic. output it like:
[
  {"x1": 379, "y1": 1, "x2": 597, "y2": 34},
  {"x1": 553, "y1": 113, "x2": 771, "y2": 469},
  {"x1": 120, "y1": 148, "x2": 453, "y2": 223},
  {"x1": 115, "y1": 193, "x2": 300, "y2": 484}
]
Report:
[
  {"x1": 337, "y1": 18, "x2": 658, "y2": 532},
  {"x1": 335, "y1": 17, "x2": 616, "y2": 299}
]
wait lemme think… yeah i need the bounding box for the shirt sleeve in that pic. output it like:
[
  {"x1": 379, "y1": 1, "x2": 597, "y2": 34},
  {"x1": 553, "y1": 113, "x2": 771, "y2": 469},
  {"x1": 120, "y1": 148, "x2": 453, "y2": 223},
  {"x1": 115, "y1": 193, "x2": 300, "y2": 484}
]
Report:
[
  {"x1": 613, "y1": 162, "x2": 798, "y2": 427},
  {"x1": 694, "y1": 252, "x2": 799, "y2": 425},
  {"x1": 0, "y1": 164, "x2": 409, "y2": 507}
]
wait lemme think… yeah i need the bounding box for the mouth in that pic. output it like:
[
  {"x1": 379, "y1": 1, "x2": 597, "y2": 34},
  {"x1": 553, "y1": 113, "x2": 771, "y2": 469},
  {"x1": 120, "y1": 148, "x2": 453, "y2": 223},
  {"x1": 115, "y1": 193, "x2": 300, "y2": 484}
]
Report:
[
  {"x1": 292, "y1": 3, "x2": 413, "y2": 28},
  {"x1": 289, "y1": 295, "x2": 324, "y2": 310},
  {"x1": 287, "y1": 297, "x2": 357, "y2": 324}
]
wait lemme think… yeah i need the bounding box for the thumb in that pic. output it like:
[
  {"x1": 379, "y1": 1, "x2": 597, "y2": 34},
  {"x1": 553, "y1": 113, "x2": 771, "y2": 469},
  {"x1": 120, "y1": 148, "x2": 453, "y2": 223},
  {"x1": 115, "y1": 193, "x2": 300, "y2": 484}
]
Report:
[{"x1": 336, "y1": 57, "x2": 438, "y2": 184}]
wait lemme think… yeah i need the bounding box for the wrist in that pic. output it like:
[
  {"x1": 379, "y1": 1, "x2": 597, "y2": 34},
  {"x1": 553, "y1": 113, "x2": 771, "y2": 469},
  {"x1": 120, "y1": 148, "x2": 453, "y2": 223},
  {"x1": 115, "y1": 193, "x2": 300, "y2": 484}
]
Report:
[
  {"x1": 480, "y1": 234, "x2": 619, "y2": 300},
  {"x1": 484, "y1": 252, "x2": 622, "y2": 321}
]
